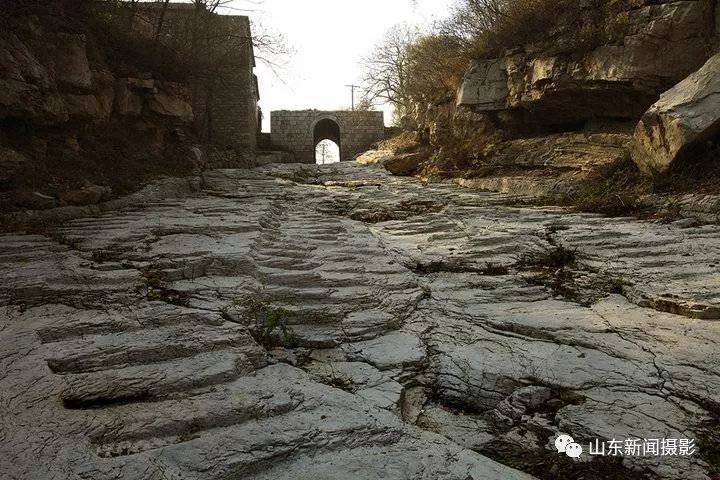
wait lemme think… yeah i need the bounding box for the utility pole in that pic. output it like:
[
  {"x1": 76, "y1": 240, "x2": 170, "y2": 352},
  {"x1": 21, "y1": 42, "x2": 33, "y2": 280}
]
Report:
[
  {"x1": 345, "y1": 84, "x2": 360, "y2": 111},
  {"x1": 318, "y1": 141, "x2": 328, "y2": 165}
]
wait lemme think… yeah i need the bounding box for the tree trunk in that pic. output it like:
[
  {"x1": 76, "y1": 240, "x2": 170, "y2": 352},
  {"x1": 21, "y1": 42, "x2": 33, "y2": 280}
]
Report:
[
  {"x1": 155, "y1": 0, "x2": 171, "y2": 41},
  {"x1": 126, "y1": 0, "x2": 138, "y2": 30}
]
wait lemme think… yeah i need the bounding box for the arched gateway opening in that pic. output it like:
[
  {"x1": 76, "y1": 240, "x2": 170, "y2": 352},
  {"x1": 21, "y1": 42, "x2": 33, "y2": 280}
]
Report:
[
  {"x1": 270, "y1": 110, "x2": 385, "y2": 164},
  {"x1": 313, "y1": 118, "x2": 341, "y2": 164}
]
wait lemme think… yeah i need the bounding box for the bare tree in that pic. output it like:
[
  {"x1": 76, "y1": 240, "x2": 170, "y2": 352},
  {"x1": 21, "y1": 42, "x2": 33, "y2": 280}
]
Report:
[
  {"x1": 251, "y1": 22, "x2": 292, "y2": 75},
  {"x1": 192, "y1": 0, "x2": 232, "y2": 14},
  {"x1": 354, "y1": 96, "x2": 375, "y2": 112},
  {"x1": 361, "y1": 23, "x2": 466, "y2": 123},
  {"x1": 154, "y1": 0, "x2": 170, "y2": 40},
  {"x1": 149, "y1": 0, "x2": 290, "y2": 74},
  {"x1": 360, "y1": 24, "x2": 418, "y2": 119},
  {"x1": 404, "y1": 34, "x2": 466, "y2": 104},
  {"x1": 440, "y1": 0, "x2": 506, "y2": 46}
]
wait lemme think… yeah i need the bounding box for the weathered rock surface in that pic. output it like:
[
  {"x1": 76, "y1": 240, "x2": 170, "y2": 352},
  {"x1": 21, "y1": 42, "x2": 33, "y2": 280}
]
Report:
[
  {"x1": 0, "y1": 12, "x2": 205, "y2": 211},
  {"x1": 356, "y1": 149, "x2": 428, "y2": 176},
  {"x1": 632, "y1": 52, "x2": 720, "y2": 175},
  {"x1": 0, "y1": 25, "x2": 191, "y2": 127},
  {"x1": 456, "y1": 0, "x2": 718, "y2": 126},
  {"x1": 60, "y1": 185, "x2": 111, "y2": 206},
  {"x1": 383, "y1": 152, "x2": 427, "y2": 176},
  {"x1": 2, "y1": 163, "x2": 720, "y2": 479},
  {"x1": 456, "y1": 59, "x2": 507, "y2": 110},
  {"x1": 432, "y1": 129, "x2": 634, "y2": 198},
  {"x1": 0, "y1": 147, "x2": 27, "y2": 187},
  {"x1": 355, "y1": 148, "x2": 394, "y2": 166},
  {"x1": 255, "y1": 150, "x2": 296, "y2": 166},
  {"x1": 147, "y1": 91, "x2": 194, "y2": 122},
  {"x1": 482, "y1": 131, "x2": 631, "y2": 170},
  {"x1": 54, "y1": 33, "x2": 94, "y2": 90},
  {"x1": 8, "y1": 190, "x2": 57, "y2": 209}
]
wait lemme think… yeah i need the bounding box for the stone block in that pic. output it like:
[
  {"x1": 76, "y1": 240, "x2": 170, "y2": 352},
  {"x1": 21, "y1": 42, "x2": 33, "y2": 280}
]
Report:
[
  {"x1": 148, "y1": 91, "x2": 194, "y2": 122},
  {"x1": 632, "y1": 51, "x2": 720, "y2": 175}
]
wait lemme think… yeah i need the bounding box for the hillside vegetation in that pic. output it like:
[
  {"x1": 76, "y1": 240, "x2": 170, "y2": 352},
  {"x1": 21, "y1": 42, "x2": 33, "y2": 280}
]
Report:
[{"x1": 361, "y1": 0, "x2": 720, "y2": 217}]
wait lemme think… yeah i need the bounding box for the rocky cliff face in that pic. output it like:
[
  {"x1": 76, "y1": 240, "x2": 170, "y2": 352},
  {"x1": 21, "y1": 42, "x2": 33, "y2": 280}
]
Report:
[
  {"x1": 457, "y1": 0, "x2": 717, "y2": 125},
  {"x1": 428, "y1": 0, "x2": 720, "y2": 181},
  {"x1": 0, "y1": 28, "x2": 194, "y2": 127},
  {"x1": 0, "y1": 3, "x2": 201, "y2": 211}
]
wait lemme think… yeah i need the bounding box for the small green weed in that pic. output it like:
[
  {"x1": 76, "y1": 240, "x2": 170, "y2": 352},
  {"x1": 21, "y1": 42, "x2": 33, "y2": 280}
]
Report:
[{"x1": 235, "y1": 288, "x2": 294, "y2": 348}]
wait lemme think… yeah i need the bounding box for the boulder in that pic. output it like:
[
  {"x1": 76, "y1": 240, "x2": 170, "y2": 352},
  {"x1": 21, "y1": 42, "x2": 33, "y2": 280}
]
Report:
[
  {"x1": 0, "y1": 33, "x2": 49, "y2": 87},
  {"x1": 191, "y1": 146, "x2": 205, "y2": 167},
  {"x1": 584, "y1": 1, "x2": 713, "y2": 87},
  {"x1": 147, "y1": 91, "x2": 194, "y2": 122},
  {"x1": 632, "y1": 52, "x2": 720, "y2": 175},
  {"x1": 355, "y1": 149, "x2": 394, "y2": 166},
  {"x1": 115, "y1": 77, "x2": 158, "y2": 117},
  {"x1": 485, "y1": 131, "x2": 632, "y2": 171},
  {"x1": 384, "y1": 152, "x2": 427, "y2": 176},
  {"x1": 61, "y1": 185, "x2": 111, "y2": 206},
  {"x1": 0, "y1": 34, "x2": 66, "y2": 122}
]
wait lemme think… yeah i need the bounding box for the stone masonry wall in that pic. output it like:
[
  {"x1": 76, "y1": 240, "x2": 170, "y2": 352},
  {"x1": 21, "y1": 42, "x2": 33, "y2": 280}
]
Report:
[
  {"x1": 138, "y1": 4, "x2": 259, "y2": 150},
  {"x1": 271, "y1": 110, "x2": 385, "y2": 163}
]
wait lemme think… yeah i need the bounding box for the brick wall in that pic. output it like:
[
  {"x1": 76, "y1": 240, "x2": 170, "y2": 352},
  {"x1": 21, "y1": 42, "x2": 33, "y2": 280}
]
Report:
[{"x1": 271, "y1": 110, "x2": 385, "y2": 163}]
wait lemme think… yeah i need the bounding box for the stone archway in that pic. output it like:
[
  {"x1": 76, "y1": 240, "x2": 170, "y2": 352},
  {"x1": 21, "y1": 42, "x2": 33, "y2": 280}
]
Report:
[
  {"x1": 313, "y1": 118, "x2": 341, "y2": 145},
  {"x1": 313, "y1": 118, "x2": 341, "y2": 163},
  {"x1": 270, "y1": 110, "x2": 386, "y2": 164}
]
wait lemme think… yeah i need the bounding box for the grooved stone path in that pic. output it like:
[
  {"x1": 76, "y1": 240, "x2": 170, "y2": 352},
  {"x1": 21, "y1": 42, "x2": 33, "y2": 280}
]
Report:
[{"x1": 2, "y1": 163, "x2": 719, "y2": 479}]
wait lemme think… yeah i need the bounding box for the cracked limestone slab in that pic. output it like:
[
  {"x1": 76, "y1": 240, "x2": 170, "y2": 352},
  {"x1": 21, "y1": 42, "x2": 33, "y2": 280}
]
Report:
[{"x1": 3, "y1": 162, "x2": 720, "y2": 479}]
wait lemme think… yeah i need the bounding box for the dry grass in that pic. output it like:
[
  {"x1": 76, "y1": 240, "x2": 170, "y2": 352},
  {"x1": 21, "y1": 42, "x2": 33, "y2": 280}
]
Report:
[
  {"x1": 556, "y1": 159, "x2": 649, "y2": 216},
  {"x1": 416, "y1": 128, "x2": 503, "y2": 180},
  {"x1": 468, "y1": 0, "x2": 619, "y2": 58},
  {"x1": 652, "y1": 151, "x2": 720, "y2": 196},
  {"x1": 405, "y1": 34, "x2": 469, "y2": 104},
  {"x1": 551, "y1": 152, "x2": 720, "y2": 217}
]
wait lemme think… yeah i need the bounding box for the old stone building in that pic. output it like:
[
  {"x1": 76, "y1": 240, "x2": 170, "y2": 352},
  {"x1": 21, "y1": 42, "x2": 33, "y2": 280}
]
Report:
[
  {"x1": 137, "y1": 3, "x2": 260, "y2": 149},
  {"x1": 270, "y1": 110, "x2": 386, "y2": 163}
]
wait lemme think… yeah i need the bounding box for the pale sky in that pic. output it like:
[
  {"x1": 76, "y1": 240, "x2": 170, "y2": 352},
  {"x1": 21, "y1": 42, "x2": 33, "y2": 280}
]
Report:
[{"x1": 219, "y1": 0, "x2": 456, "y2": 131}]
